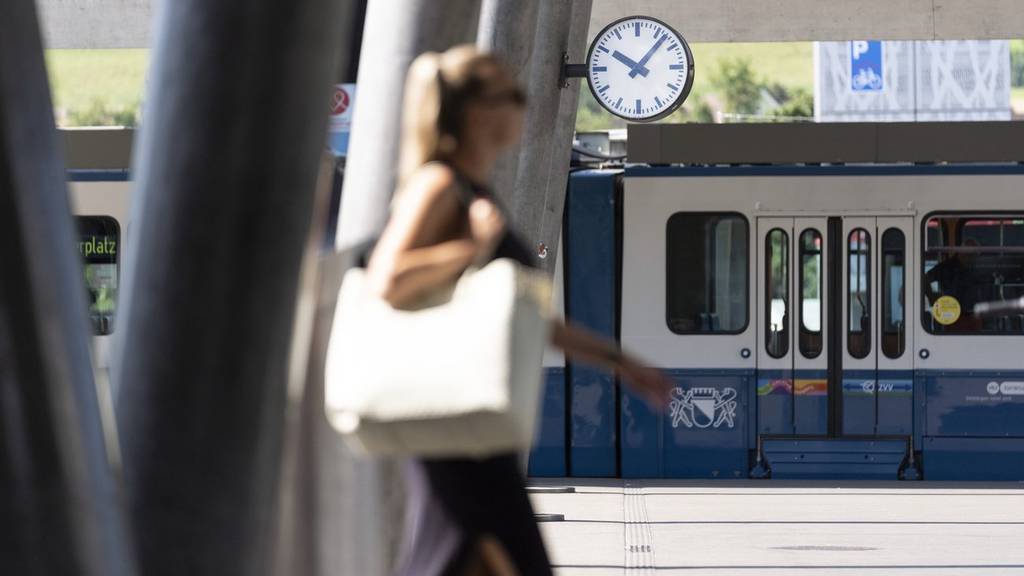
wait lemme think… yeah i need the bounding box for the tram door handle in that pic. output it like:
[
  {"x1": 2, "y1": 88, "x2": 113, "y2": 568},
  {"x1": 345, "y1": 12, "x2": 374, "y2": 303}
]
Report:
[{"x1": 740, "y1": 348, "x2": 752, "y2": 359}]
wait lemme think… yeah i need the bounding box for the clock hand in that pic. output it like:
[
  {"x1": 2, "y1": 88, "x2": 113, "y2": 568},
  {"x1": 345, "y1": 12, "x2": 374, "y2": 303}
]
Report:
[
  {"x1": 628, "y1": 33, "x2": 669, "y2": 78},
  {"x1": 611, "y1": 50, "x2": 650, "y2": 77}
]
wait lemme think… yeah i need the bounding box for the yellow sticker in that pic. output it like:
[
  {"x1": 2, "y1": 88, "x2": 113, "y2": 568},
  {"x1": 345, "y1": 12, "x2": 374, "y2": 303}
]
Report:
[{"x1": 932, "y1": 295, "x2": 961, "y2": 326}]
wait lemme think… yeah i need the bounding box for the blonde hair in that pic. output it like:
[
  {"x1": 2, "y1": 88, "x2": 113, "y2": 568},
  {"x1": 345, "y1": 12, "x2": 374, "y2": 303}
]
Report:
[{"x1": 397, "y1": 45, "x2": 505, "y2": 183}]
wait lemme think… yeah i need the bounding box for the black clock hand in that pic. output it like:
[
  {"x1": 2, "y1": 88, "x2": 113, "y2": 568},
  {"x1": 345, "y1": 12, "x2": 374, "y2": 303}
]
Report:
[
  {"x1": 612, "y1": 50, "x2": 649, "y2": 77},
  {"x1": 629, "y1": 33, "x2": 669, "y2": 78}
]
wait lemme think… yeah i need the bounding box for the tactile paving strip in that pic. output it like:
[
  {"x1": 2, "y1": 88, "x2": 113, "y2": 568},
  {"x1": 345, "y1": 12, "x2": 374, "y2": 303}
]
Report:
[{"x1": 623, "y1": 483, "x2": 656, "y2": 574}]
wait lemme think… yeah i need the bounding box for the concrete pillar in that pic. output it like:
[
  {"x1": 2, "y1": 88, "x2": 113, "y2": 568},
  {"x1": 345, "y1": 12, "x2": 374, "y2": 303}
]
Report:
[
  {"x1": 324, "y1": 1, "x2": 481, "y2": 574},
  {"x1": 111, "y1": 0, "x2": 347, "y2": 573},
  {"x1": 497, "y1": 0, "x2": 594, "y2": 275},
  {"x1": 338, "y1": 0, "x2": 482, "y2": 250},
  {"x1": 477, "y1": 0, "x2": 540, "y2": 199},
  {"x1": 0, "y1": 1, "x2": 133, "y2": 574}
]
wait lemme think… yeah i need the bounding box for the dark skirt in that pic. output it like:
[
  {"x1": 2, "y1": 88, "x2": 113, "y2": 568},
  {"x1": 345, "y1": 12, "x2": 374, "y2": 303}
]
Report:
[{"x1": 395, "y1": 454, "x2": 553, "y2": 576}]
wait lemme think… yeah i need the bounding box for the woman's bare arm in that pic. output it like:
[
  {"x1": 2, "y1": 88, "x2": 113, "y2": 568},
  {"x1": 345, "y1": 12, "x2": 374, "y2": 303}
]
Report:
[
  {"x1": 367, "y1": 164, "x2": 499, "y2": 308},
  {"x1": 375, "y1": 239, "x2": 479, "y2": 307},
  {"x1": 551, "y1": 320, "x2": 672, "y2": 408}
]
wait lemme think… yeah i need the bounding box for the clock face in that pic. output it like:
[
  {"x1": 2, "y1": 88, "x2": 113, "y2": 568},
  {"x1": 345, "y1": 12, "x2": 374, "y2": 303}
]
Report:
[{"x1": 586, "y1": 16, "x2": 694, "y2": 122}]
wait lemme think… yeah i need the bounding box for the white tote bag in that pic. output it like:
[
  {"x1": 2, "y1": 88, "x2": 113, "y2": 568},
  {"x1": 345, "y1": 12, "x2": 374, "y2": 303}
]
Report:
[{"x1": 324, "y1": 258, "x2": 552, "y2": 458}]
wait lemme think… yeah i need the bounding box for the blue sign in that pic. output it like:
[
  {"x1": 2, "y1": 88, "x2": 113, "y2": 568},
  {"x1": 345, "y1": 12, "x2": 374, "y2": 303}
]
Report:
[{"x1": 850, "y1": 41, "x2": 883, "y2": 92}]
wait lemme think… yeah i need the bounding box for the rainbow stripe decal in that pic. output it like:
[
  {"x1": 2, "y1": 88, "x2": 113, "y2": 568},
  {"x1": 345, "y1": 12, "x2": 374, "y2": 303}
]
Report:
[
  {"x1": 795, "y1": 379, "x2": 828, "y2": 396},
  {"x1": 757, "y1": 378, "x2": 793, "y2": 396}
]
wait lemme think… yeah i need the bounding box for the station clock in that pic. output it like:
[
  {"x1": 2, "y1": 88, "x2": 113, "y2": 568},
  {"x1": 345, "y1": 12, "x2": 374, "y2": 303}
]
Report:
[{"x1": 584, "y1": 15, "x2": 695, "y2": 122}]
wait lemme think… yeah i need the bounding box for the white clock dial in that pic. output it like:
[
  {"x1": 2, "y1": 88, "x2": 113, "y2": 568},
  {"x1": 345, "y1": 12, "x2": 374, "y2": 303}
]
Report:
[{"x1": 586, "y1": 16, "x2": 694, "y2": 122}]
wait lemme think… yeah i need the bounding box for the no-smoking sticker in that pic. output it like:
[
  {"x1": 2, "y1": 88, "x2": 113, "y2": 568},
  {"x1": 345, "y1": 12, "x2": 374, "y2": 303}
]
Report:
[
  {"x1": 329, "y1": 84, "x2": 356, "y2": 131},
  {"x1": 331, "y1": 86, "x2": 350, "y2": 116}
]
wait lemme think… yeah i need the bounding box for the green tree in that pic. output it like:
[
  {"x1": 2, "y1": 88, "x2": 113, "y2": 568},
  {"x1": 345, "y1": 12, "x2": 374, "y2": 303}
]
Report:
[
  {"x1": 1011, "y1": 40, "x2": 1024, "y2": 87},
  {"x1": 712, "y1": 57, "x2": 761, "y2": 115},
  {"x1": 772, "y1": 87, "x2": 814, "y2": 119}
]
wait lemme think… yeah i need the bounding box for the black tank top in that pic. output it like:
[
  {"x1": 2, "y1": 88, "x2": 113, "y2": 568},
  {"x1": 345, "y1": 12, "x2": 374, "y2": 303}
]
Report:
[
  {"x1": 448, "y1": 168, "x2": 537, "y2": 269},
  {"x1": 352, "y1": 164, "x2": 537, "y2": 269}
]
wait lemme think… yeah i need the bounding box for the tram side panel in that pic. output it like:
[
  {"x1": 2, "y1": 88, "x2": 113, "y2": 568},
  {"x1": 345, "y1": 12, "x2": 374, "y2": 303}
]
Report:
[
  {"x1": 620, "y1": 172, "x2": 755, "y2": 479},
  {"x1": 912, "y1": 179, "x2": 1024, "y2": 480},
  {"x1": 562, "y1": 171, "x2": 620, "y2": 477},
  {"x1": 528, "y1": 236, "x2": 568, "y2": 477}
]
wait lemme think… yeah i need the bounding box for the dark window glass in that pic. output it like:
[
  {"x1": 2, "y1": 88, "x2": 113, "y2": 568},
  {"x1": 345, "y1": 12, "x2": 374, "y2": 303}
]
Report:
[
  {"x1": 766, "y1": 228, "x2": 789, "y2": 358},
  {"x1": 882, "y1": 229, "x2": 905, "y2": 358},
  {"x1": 848, "y1": 228, "x2": 871, "y2": 359},
  {"x1": 666, "y1": 213, "x2": 748, "y2": 334},
  {"x1": 77, "y1": 216, "x2": 120, "y2": 335},
  {"x1": 799, "y1": 229, "x2": 823, "y2": 358},
  {"x1": 923, "y1": 215, "x2": 1024, "y2": 335}
]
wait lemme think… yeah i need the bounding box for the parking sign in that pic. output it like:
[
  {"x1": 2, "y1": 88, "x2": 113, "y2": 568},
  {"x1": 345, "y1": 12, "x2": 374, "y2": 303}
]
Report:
[{"x1": 850, "y1": 41, "x2": 883, "y2": 92}]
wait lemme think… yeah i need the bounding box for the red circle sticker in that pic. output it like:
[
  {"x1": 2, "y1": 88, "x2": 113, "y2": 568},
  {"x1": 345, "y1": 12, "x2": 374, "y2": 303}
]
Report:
[{"x1": 330, "y1": 86, "x2": 350, "y2": 115}]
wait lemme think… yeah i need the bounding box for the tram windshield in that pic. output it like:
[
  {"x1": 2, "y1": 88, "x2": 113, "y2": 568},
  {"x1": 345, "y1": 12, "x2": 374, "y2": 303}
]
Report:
[
  {"x1": 923, "y1": 215, "x2": 1024, "y2": 335},
  {"x1": 77, "y1": 216, "x2": 119, "y2": 335}
]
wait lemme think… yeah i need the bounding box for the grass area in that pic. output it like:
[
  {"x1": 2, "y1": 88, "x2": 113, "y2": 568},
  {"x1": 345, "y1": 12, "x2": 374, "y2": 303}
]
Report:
[
  {"x1": 45, "y1": 49, "x2": 149, "y2": 126},
  {"x1": 690, "y1": 42, "x2": 813, "y2": 93}
]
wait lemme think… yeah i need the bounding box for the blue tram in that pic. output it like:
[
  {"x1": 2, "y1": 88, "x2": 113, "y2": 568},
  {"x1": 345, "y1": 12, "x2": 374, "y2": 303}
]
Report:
[{"x1": 529, "y1": 163, "x2": 1024, "y2": 481}]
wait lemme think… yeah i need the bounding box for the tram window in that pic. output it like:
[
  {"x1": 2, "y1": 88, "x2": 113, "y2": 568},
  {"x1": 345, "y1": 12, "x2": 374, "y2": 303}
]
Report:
[
  {"x1": 76, "y1": 216, "x2": 119, "y2": 335},
  {"x1": 923, "y1": 214, "x2": 1024, "y2": 335},
  {"x1": 881, "y1": 229, "x2": 905, "y2": 358},
  {"x1": 766, "y1": 228, "x2": 789, "y2": 358},
  {"x1": 666, "y1": 212, "x2": 748, "y2": 334},
  {"x1": 799, "y1": 230, "x2": 823, "y2": 358},
  {"x1": 848, "y1": 229, "x2": 871, "y2": 359}
]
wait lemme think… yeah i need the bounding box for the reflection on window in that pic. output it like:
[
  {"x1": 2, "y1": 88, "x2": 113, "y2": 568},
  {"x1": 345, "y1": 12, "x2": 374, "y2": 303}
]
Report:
[
  {"x1": 766, "y1": 228, "x2": 789, "y2": 358},
  {"x1": 799, "y1": 229, "x2": 823, "y2": 358},
  {"x1": 882, "y1": 229, "x2": 905, "y2": 358},
  {"x1": 923, "y1": 215, "x2": 1024, "y2": 335},
  {"x1": 666, "y1": 213, "x2": 748, "y2": 334},
  {"x1": 77, "y1": 216, "x2": 120, "y2": 335},
  {"x1": 848, "y1": 228, "x2": 871, "y2": 359}
]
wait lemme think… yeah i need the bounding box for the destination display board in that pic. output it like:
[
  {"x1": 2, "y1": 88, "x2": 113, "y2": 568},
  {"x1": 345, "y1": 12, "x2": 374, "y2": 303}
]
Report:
[{"x1": 77, "y1": 216, "x2": 119, "y2": 335}]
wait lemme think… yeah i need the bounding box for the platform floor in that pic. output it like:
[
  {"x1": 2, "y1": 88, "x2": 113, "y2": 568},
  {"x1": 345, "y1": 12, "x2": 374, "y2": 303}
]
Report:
[{"x1": 528, "y1": 479, "x2": 1024, "y2": 576}]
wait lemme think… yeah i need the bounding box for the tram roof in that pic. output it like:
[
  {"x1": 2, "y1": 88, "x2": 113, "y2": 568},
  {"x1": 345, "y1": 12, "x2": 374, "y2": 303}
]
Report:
[{"x1": 628, "y1": 122, "x2": 1024, "y2": 166}]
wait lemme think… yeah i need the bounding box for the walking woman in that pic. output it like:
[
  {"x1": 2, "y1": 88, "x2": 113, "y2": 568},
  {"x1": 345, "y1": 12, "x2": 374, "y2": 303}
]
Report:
[{"x1": 366, "y1": 45, "x2": 672, "y2": 576}]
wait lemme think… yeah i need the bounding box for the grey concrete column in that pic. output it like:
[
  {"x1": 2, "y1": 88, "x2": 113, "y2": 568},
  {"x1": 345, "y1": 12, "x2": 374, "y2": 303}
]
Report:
[
  {"x1": 501, "y1": 0, "x2": 593, "y2": 275},
  {"x1": 477, "y1": 0, "x2": 540, "y2": 199},
  {"x1": 338, "y1": 0, "x2": 482, "y2": 250},
  {"x1": 0, "y1": 1, "x2": 133, "y2": 574},
  {"x1": 111, "y1": 0, "x2": 348, "y2": 573},
  {"x1": 324, "y1": 1, "x2": 480, "y2": 574}
]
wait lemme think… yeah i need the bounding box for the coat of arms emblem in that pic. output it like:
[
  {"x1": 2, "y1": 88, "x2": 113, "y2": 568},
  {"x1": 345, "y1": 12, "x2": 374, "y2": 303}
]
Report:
[{"x1": 669, "y1": 387, "x2": 738, "y2": 429}]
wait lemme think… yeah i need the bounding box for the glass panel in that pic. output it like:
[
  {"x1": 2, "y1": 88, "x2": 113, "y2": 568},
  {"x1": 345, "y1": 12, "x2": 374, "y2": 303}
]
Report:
[
  {"x1": 799, "y1": 229, "x2": 823, "y2": 358},
  {"x1": 77, "y1": 216, "x2": 120, "y2": 335},
  {"x1": 848, "y1": 228, "x2": 871, "y2": 359},
  {"x1": 666, "y1": 213, "x2": 749, "y2": 334},
  {"x1": 923, "y1": 215, "x2": 1024, "y2": 335},
  {"x1": 882, "y1": 229, "x2": 906, "y2": 358},
  {"x1": 766, "y1": 228, "x2": 789, "y2": 358}
]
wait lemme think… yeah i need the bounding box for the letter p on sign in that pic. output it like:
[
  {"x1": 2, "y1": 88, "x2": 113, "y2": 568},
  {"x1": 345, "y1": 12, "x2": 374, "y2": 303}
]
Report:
[{"x1": 852, "y1": 41, "x2": 870, "y2": 60}]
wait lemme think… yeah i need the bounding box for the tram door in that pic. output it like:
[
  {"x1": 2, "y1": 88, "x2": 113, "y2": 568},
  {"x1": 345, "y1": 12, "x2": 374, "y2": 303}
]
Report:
[{"x1": 757, "y1": 216, "x2": 914, "y2": 438}]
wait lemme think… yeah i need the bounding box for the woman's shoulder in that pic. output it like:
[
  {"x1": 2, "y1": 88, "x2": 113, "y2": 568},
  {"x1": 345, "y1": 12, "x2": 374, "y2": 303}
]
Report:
[
  {"x1": 409, "y1": 162, "x2": 458, "y2": 191},
  {"x1": 393, "y1": 162, "x2": 464, "y2": 215}
]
